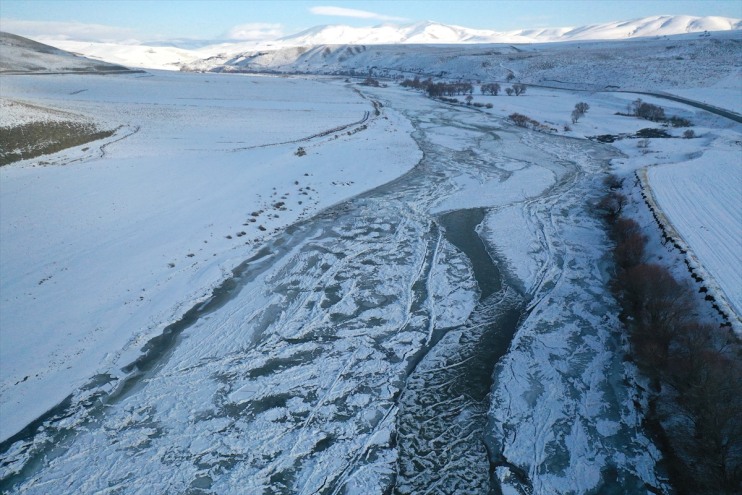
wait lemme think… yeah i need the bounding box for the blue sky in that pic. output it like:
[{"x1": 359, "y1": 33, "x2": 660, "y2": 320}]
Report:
[{"x1": 1, "y1": 0, "x2": 740, "y2": 42}]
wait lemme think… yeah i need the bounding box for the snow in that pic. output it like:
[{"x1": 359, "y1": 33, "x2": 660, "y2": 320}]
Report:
[
  {"x1": 279, "y1": 16, "x2": 741, "y2": 46},
  {"x1": 44, "y1": 40, "x2": 202, "y2": 71},
  {"x1": 666, "y1": 70, "x2": 742, "y2": 114},
  {"x1": 0, "y1": 98, "x2": 89, "y2": 128},
  {"x1": 0, "y1": 71, "x2": 421, "y2": 443},
  {"x1": 646, "y1": 146, "x2": 742, "y2": 318},
  {"x1": 1, "y1": 76, "x2": 675, "y2": 494}
]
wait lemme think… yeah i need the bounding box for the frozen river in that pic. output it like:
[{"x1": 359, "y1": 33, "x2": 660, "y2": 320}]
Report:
[{"x1": 1, "y1": 81, "x2": 667, "y2": 494}]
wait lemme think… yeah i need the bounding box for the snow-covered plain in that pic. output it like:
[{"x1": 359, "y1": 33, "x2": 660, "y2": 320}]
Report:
[{"x1": 1, "y1": 30, "x2": 741, "y2": 495}]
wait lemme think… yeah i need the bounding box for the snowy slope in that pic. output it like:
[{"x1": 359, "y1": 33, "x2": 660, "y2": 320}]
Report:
[
  {"x1": 42, "y1": 40, "x2": 204, "y2": 71},
  {"x1": 0, "y1": 32, "x2": 132, "y2": 74},
  {"x1": 184, "y1": 30, "x2": 742, "y2": 99}
]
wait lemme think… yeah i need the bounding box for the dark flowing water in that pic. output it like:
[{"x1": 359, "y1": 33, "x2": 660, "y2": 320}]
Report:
[{"x1": 392, "y1": 208, "x2": 525, "y2": 495}]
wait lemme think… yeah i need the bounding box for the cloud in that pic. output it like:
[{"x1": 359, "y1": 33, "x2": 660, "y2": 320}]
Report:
[
  {"x1": 0, "y1": 19, "x2": 140, "y2": 43},
  {"x1": 225, "y1": 23, "x2": 284, "y2": 41},
  {"x1": 310, "y1": 5, "x2": 409, "y2": 23}
]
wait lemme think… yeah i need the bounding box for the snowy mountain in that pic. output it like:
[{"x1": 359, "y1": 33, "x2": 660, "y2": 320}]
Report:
[
  {"x1": 22, "y1": 15, "x2": 742, "y2": 71},
  {"x1": 278, "y1": 16, "x2": 741, "y2": 45},
  {"x1": 277, "y1": 21, "x2": 520, "y2": 45}
]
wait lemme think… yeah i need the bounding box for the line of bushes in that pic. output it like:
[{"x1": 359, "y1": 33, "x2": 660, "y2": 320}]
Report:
[{"x1": 600, "y1": 178, "x2": 742, "y2": 494}]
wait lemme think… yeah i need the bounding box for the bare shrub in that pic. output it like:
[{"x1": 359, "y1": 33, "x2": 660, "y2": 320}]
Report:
[
  {"x1": 596, "y1": 191, "x2": 627, "y2": 220},
  {"x1": 613, "y1": 230, "x2": 647, "y2": 269},
  {"x1": 508, "y1": 113, "x2": 544, "y2": 130},
  {"x1": 616, "y1": 263, "x2": 692, "y2": 368},
  {"x1": 603, "y1": 174, "x2": 624, "y2": 190}
]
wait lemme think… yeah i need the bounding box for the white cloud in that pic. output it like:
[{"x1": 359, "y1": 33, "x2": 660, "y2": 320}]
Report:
[
  {"x1": 310, "y1": 5, "x2": 409, "y2": 22},
  {"x1": 0, "y1": 18, "x2": 140, "y2": 43},
  {"x1": 225, "y1": 22, "x2": 284, "y2": 41}
]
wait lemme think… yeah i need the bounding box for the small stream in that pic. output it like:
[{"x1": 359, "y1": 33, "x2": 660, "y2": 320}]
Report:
[{"x1": 391, "y1": 208, "x2": 525, "y2": 495}]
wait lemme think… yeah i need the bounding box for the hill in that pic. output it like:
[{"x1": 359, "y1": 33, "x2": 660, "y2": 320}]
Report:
[
  {"x1": 184, "y1": 30, "x2": 742, "y2": 97},
  {"x1": 0, "y1": 32, "x2": 136, "y2": 74}
]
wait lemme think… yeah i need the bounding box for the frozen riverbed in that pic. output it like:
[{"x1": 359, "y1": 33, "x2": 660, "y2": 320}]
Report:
[
  {"x1": 2, "y1": 79, "x2": 668, "y2": 493},
  {"x1": 0, "y1": 72, "x2": 420, "y2": 443}
]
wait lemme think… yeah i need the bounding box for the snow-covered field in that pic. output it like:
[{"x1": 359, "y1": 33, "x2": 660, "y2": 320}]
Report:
[
  {"x1": 646, "y1": 148, "x2": 742, "y2": 318},
  {"x1": 0, "y1": 71, "x2": 420, "y2": 443},
  {"x1": 1, "y1": 30, "x2": 741, "y2": 494}
]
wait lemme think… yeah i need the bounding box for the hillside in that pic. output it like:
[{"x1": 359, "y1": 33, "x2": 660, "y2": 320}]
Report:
[
  {"x1": 0, "y1": 32, "x2": 135, "y2": 74},
  {"x1": 184, "y1": 30, "x2": 742, "y2": 98}
]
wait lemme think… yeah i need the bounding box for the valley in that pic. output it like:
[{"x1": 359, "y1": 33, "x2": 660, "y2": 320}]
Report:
[{"x1": 1, "y1": 21, "x2": 740, "y2": 495}]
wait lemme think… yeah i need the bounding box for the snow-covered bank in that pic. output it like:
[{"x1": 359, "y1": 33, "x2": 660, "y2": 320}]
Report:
[{"x1": 0, "y1": 71, "x2": 420, "y2": 442}]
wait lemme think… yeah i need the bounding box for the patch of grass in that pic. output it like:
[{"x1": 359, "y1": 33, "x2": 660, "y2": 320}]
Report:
[{"x1": 0, "y1": 121, "x2": 114, "y2": 166}]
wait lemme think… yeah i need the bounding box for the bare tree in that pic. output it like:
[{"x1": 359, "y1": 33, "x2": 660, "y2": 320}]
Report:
[
  {"x1": 481, "y1": 83, "x2": 500, "y2": 95},
  {"x1": 571, "y1": 102, "x2": 590, "y2": 123},
  {"x1": 631, "y1": 98, "x2": 666, "y2": 121},
  {"x1": 512, "y1": 83, "x2": 527, "y2": 96}
]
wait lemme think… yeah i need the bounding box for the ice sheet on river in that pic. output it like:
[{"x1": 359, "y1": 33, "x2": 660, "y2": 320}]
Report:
[
  {"x1": 1, "y1": 85, "x2": 667, "y2": 494},
  {"x1": 485, "y1": 135, "x2": 667, "y2": 493}
]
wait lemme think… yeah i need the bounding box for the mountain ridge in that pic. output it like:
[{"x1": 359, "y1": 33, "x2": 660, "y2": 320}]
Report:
[
  {"x1": 276, "y1": 15, "x2": 740, "y2": 46},
  {"x1": 18, "y1": 14, "x2": 742, "y2": 71}
]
